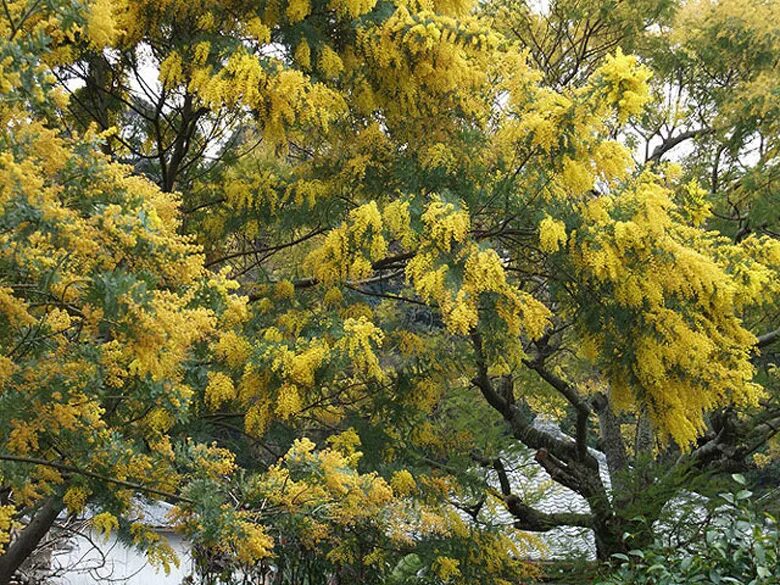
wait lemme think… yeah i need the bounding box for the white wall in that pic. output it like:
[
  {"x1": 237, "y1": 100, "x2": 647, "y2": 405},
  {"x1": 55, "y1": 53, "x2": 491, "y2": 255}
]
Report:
[{"x1": 51, "y1": 531, "x2": 192, "y2": 585}]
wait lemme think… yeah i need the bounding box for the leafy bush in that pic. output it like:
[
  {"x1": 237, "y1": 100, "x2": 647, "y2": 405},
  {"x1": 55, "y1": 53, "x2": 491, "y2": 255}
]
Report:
[{"x1": 600, "y1": 475, "x2": 780, "y2": 585}]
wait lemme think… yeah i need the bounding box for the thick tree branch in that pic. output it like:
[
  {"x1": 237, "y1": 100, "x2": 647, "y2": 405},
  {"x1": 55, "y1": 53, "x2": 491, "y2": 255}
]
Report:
[
  {"x1": 473, "y1": 454, "x2": 593, "y2": 532},
  {"x1": 757, "y1": 326, "x2": 780, "y2": 348},
  {"x1": 469, "y1": 332, "x2": 600, "y2": 472},
  {"x1": 524, "y1": 358, "x2": 591, "y2": 460},
  {"x1": 648, "y1": 128, "x2": 713, "y2": 163},
  {"x1": 505, "y1": 494, "x2": 593, "y2": 532},
  {"x1": 0, "y1": 497, "x2": 63, "y2": 585},
  {"x1": 591, "y1": 392, "x2": 629, "y2": 483},
  {"x1": 687, "y1": 407, "x2": 780, "y2": 471}
]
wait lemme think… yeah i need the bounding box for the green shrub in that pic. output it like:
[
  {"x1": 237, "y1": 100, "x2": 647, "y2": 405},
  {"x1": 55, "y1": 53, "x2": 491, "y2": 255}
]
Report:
[{"x1": 599, "y1": 475, "x2": 780, "y2": 585}]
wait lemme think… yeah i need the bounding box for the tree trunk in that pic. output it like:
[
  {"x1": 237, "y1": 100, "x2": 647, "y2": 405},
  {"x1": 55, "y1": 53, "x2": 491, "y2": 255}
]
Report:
[
  {"x1": 0, "y1": 497, "x2": 62, "y2": 585},
  {"x1": 593, "y1": 392, "x2": 628, "y2": 492},
  {"x1": 592, "y1": 514, "x2": 625, "y2": 560}
]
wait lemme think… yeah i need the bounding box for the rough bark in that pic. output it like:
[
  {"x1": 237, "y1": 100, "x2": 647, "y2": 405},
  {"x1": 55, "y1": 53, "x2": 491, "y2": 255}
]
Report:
[
  {"x1": 635, "y1": 407, "x2": 654, "y2": 456},
  {"x1": 592, "y1": 392, "x2": 629, "y2": 493}
]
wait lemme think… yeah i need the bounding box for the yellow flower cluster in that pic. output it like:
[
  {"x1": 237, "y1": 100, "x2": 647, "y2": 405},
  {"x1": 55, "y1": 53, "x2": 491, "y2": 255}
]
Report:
[
  {"x1": 509, "y1": 90, "x2": 572, "y2": 153},
  {"x1": 214, "y1": 331, "x2": 252, "y2": 369},
  {"x1": 86, "y1": 0, "x2": 119, "y2": 48},
  {"x1": 328, "y1": 0, "x2": 378, "y2": 18},
  {"x1": 383, "y1": 199, "x2": 417, "y2": 248},
  {"x1": 539, "y1": 216, "x2": 567, "y2": 253},
  {"x1": 130, "y1": 522, "x2": 179, "y2": 574},
  {"x1": 286, "y1": 0, "x2": 311, "y2": 22},
  {"x1": 390, "y1": 469, "x2": 417, "y2": 496},
  {"x1": 318, "y1": 46, "x2": 345, "y2": 79},
  {"x1": 188, "y1": 51, "x2": 346, "y2": 145},
  {"x1": 306, "y1": 201, "x2": 387, "y2": 286},
  {"x1": 0, "y1": 505, "x2": 15, "y2": 553},
  {"x1": 568, "y1": 174, "x2": 765, "y2": 446},
  {"x1": 592, "y1": 48, "x2": 652, "y2": 123},
  {"x1": 560, "y1": 157, "x2": 595, "y2": 195},
  {"x1": 256, "y1": 436, "x2": 396, "y2": 535},
  {"x1": 434, "y1": 556, "x2": 462, "y2": 581},
  {"x1": 337, "y1": 316, "x2": 387, "y2": 381},
  {"x1": 355, "y1": 7, "x2": 498, "y2": 129},
  {"x1": 92, "y1": 512, "x2": 120, "y2": 539},
  {"x1": 233, "y1": 520, "x2": 275, "y2": 562},
  {"x1": 205, "y1": 372, "x2": 236, "y2": 410},
  {"x1": 63, "y1": 486, "x2": 91, "y2": 514},
  {"x1": 420, "y1": 197, "x2": 470, "y2": 252},
  {"x1": 407, "y1": 199, "x2": 551, "y2": 337}
]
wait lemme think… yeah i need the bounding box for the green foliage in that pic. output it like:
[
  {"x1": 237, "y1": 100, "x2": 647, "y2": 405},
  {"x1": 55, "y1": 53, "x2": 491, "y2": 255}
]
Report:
[{"x1": 600, "y1": 475, "x2": 780, "y2": 585}]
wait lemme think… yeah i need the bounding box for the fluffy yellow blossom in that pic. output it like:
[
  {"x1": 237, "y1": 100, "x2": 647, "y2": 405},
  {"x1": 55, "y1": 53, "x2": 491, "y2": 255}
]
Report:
[
  {"x1": 234, "y1": 521, "x2": 274, "y2": 562},
  {"x1": 421, "y1": 143, "x2": 457, "y2": 171},
  {"x1": 205, "y1": 372, "x2": 236, "y2": 410},
  {"x1": 63, "y1": 486, "x2": 90, "y2": 514},
  {"x1": 275, "y1": 383, "x2": 303, "y2": 419},
  {"x1": 275, "y1": 280, "x2": 296, "y2": 300},
  {"x1": 245, "y1": 17, "x2": 271, "y2": 44},
  {"x1": 286, "y1": 0, "x2": 311, "y2": 22},
  {"x1": 337, "y1": 317, "x2": 386, "y2": 381},
  {"x1": 323, "y1": 287, "x2": 344, "y2": 307},
  {"x1": 214, "y1": 332, "x2": 252, "y2": 369},
  {"x1": 92, "y1": 512, "x2": 119, "y2": 539},
  {"x1": 0, "y1": 355, "x2": 16, "y2": 389},
  {"x1": 421, "y1": 198, "x2": 470, "y2": 252},
  {"x1": 560, "y1": 157, "x2": 594, "y2": 195},
  {"x1": 130, "y1": 523, "x2": 179, "y2": 574},
  {"x1": 0, "y1": 287, "x2": 34, "y2": 327},
  {"x1": 593, "y1": 140, "x2": 634, "y2": 182},
  {"x1": 539, "y1": 216, "x2": 567, "y2": 253},
  {"x1": 7, "y1": 420, "x2": 40, "y2": 455},
  {"x1": 158, "y1": 51, "x2": 184, "y2": 89},
  {"x1": 86, "y1": 0, "x2": 119, "y2": 48},
  {"x1": 294, "y1": 40, "x2": 312, "y2": 70},
  {"x1": 222, "y1": 295, "x2": 250, "y2": 327},
  {"x1": 390, "y1": 469, "x2": 417, "y2": 495},
  {"x1": 753, "y1": 452, "x2": 772, "y2": 469},
  {"x1": 245, "y1": 402, "x2": 271, "y2": 437},
  {"x1": 594, "y1": 48, "x2": 652, "y2": 122},
  {"x1": 328, "y1": 0, "x2": 377, "y2": 18},
  {"x1": 318, "y1": 46, "x2": 344, "y2": 79},
  {"x1": 306, "y1": 201, "x2": 386, "y2": 285},
  {"x1": 383, "y1": 199, "x2": 416, "y2": 249},
  {"x1": 0, "y1": 505, "x2": 15, "y2": 553},
  {"x1": 327, "y1": 427, "x2": 362, "y2": 457},
  {"x1": 434, "y1": 556, "x2": 461, "y2": 581}
]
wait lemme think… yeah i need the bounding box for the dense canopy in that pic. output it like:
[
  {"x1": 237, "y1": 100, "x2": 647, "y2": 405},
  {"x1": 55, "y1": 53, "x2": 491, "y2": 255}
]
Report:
[{"x1": 1, "y1": 0, "x2": 779, "y2": 583}]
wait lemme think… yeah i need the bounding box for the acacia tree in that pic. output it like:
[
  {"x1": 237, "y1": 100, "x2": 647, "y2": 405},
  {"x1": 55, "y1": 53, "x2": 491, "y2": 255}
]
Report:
[
  {"x1": 1, "y1": 0, "x2": 779, "y2": 581},
  {"x1": 467, "y1": 0, "x2": 780, "y2": 556},
  {"x1": 0, "y1": 0, "x2": 553, "y2": 582},
  {"x1": 0, "y1": 6, "x2": 276, "y2": 580}
]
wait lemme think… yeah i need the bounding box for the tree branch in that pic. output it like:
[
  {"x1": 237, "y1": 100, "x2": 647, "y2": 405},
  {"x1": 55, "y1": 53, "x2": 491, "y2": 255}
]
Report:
[
  {"x1": 505, "y1": 494, "x2": 593, "y2": 532},
  {"x1": 648, "y1": 128, "x2": 712, "y2": 163},
  {"x1": 524, "y1": 358, "x2": 591, "y2": 461},
  {"x1": 247, "y1": 253, "x2": 414, "y2": 300},
  {"x1": 0, "y1": 454, "x2": 191, "y2": 504},
  {"x1": 473, "y1": 454, "x2": 593, "y2": 532},
  {"x1": 591, "y1": 392, "x2": 629, "y2": 491},
  {"x1": 757, "y1": 326, "x2": 780, "y2": 348},
  {"x1": 469, "y1": 332, "x2": 598, "y2": 470},
  {"x1": 0, "y1": 496, "x2": 63, "y2": 585}
]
